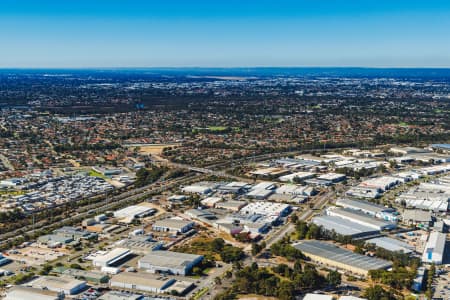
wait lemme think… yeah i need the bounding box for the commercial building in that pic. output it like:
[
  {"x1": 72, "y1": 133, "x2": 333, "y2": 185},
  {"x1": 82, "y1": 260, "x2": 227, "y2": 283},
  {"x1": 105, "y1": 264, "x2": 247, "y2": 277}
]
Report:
[
  {"x1": 138, "y1": 250, "x2": 203, "y2": 275},
  {"x1": 327, "y1": 207, "x2": 396, "y2": 231},
  {"x1": 201, "y1": 196, "x2": 223, "y2": 207},
  {"x1": 422, "y1": 231, "x2": 447, "y2": 264},
  {"x1": 312, "y1": 215, "x2": 380, "y2": 239},
  {"x1": 365, "y1": 237, "x2": 414, "y2": 254},
  {"x1": 303, "y1": 294, "x2": 333, "y2": 300},
  {"x1": 335, "y1": 198, "x2": 397, "y2": 221},
  {"x1": 152, "y1": 218, "x2": 194, "y2": 233},
  {"x1": 28, "y1": 276, "x2": 87, "y2": 295},
  {"x1": 113, "y1": 205, "x2": 156, "y2": 223},
  {"x1": 358, "y1": 176, "x2": 401, "y2": 192},
  {"x1": 52, "y1": 267, "x2": 109, "y2": 284},
  {"x1": 110, "y1": 272, "x2": 175, "y2": 293},
  {"x1": 396, "y1": 182, "x2": 450, "y2": 212},
  {"x1": 92, "y1": 248, "x2": 132, "y2": 268},
  {"x1": 402, "y1": 209, "x2": 433, "y2": 227},
  {"x1": 239, "y1": 201, "x2": 291, "y2": 222},
  {"x1": 293, "y1": 240, "x2": 392, "y2": 277},
  {"x1": 115, "y1": 236, "x2": 163, "y2": 254},
  {"x1": 215, "y1": 200, "x2": 247, "y2": 212},
  {"x1": 278, "y1": 171, "x2": 316, "y2": 183},
  {"x1": 317, "y1": 173, "x2": 346, "y2": 183},
  {"x1": 181, "y1": 184, "x2": 213, "y2": 194},
  {"x1": 4, "y1": 286, "x2": 64, "y2": 300}
]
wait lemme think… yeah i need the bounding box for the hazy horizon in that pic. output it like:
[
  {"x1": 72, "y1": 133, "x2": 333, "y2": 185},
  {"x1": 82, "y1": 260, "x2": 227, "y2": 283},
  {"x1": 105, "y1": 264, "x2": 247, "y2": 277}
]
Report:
[{"x1": 1, "y1": 1, "x2": 450, "y2": 68}]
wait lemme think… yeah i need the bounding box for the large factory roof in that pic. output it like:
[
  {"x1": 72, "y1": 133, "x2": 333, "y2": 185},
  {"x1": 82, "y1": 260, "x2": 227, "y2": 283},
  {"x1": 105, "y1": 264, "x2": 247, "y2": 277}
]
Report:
[
  {"x1": 312, "y1": 215, "x2": 379, "y2": 237},
  {"x1": 365, "y1": 237, "x2": 414, "y2": 254},
  {"x1": 293, "y1": 240, "x2": 392, "y2": 272}
]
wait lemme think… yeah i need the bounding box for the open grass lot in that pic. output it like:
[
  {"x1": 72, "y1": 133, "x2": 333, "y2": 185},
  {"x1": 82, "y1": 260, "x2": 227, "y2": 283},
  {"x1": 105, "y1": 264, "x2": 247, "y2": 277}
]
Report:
[{"x1": 134, "y1": 143, "x2": 180, "y2": 154}]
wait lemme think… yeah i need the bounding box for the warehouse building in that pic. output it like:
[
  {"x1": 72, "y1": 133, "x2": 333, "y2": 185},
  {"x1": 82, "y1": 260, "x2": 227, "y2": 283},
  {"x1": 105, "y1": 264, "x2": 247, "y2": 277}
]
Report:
[
  {"x1": 278, "y1": 171, "x2": 316, "y2": 183},
  {"x1": 215, "y1": 200, "x2": 247, "y2": 212},
  {"x1": 293, "y1": 240, "x2": 392, "y2": 277},
  {"x1": 402, "y1": 209, "x2": 433, "y2": 227},
  {"x1": 4, "y1": 286, "x2": 64, "y2": 300},
  {"x1": 152, "y1": 218, "x2": 194, "y2": 233},
  {"x1": 240, "y1": 202, "x2": 290, "y2": 218},
  {"x1": 138, "y1": 250, "x2": 203, "y2": 275},
  {"x1": 92, "y1": 248, "x2": 132, "y2": 268},
  {"x1": 303, "y1": 294, "x2": 333, "y2": 300},
  {"x1": 115, "y1": 236, "x2": 163, "y2": 254},
  {"x1": 327, "y1": 207, "x2": 396, "y2": 231},
  {"x1": 317, "y1": 173, "x2": 346, "y2": 184},
  {"x1": 346, "y1": 186, "x2": 382, "y2": 199},
  {"x1": 312, "y1": 215, "x2": 380, "y2": 239},
  {"x1": 113, "y1": 205, "x2": 156, "y2": 223},
  {"x1": 110, "y1": 272, "x2": 175, "y2": 293},
  {"x1": 422, "y1": 231, "x2": 447, "y2": 264},
  {"x1": 52, "y1": 267, "x2": 110, "y2": 284},
  {"x1": 181, "y1": 184, "x2": 213, "y2": 195},
  {"x1": 335, "y1": 198, "x2": 397, "y2": 221},
  {"x1": 365, "y1": 237, "x2": 414, "y2": 254},
  {"x1": 28, "y1": 276, "x2": 87, "y2": 295}
]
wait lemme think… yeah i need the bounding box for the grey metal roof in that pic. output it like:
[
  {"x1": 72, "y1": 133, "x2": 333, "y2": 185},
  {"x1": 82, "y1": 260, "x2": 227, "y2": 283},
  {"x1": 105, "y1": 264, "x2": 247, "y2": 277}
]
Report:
[
  {"x1": 139, "y1": 250, "x2": 203, "y2": 269},
  {"x1": 312, "y1": 215, "x2": 379, "y2": 236},
  {"x1": 336, "y1": 198, "x2": 393, "y2": 214},
  {"x1": 293, "y1": 240, "x2": 392, "y2": 271},
  {"x1": 365, "y1": 237, "x2": 414, "y2": 253}
]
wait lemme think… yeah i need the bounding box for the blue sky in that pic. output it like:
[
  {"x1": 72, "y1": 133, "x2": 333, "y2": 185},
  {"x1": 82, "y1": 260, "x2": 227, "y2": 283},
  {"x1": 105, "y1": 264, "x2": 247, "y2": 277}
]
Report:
[{"x1": 1, "y1": 0, "x2": 450, "y2": 68}]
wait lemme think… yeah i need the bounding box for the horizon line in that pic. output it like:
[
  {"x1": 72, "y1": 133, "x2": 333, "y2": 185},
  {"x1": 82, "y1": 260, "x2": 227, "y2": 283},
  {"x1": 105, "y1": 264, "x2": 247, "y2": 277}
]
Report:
[{"x1": 1, "y1": 65, "x2": 450, "y2": 70}]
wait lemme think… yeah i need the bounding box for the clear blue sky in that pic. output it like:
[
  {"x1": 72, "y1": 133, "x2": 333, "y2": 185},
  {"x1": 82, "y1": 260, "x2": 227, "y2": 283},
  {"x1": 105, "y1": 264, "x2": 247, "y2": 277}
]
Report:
[{"x1": 1, "y1": 0, "x2": 450, "y2": 68}]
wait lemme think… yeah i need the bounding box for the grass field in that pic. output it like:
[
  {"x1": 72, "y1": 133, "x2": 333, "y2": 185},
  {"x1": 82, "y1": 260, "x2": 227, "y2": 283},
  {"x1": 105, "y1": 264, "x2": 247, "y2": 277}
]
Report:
[
  {"x1": 88, "y1": 169, "x2": 108, "y2": 179},
  {"x1": 132, "y1": 143, "x2": 180, "y2": 154}
]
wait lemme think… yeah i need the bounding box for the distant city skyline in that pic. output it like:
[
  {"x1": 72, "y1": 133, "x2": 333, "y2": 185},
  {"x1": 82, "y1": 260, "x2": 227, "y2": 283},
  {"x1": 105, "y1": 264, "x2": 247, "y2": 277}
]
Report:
[{"x1": 1, "y1": 0, "x2": 450, "y2": 68}]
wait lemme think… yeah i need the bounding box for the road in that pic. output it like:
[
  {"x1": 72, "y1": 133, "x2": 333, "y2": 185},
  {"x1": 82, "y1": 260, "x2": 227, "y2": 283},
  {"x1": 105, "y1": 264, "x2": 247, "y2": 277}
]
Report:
[{"x1": 264, "y1": 190, "x2": 333, "y2": 248}]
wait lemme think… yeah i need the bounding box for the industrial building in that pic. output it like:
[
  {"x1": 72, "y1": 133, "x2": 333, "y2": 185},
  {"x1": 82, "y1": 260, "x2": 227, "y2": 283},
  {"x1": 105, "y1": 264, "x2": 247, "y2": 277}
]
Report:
[
  {"x1": 110, "y1": 272, "x2": 175, "y2": 293},
  {"x1": 365, "y1": 237, "x2": 414, "y2": 254},
  {"x1": 28, "y1": 276, "x2": 87, "y2": 295},
  {"x1": 316, "y1": 173, "x2": 346, "y2": 183},
  {"x1": 201, "y1": 196, "x2": 223, "y2": 207},
  {"x1": 138, "y1": 250, "x2": 203, "y2": 275},
  {"x1": 402, "y1": 209, "x2": 433, "y2": 227},
  {"x1": 422, "y1": 231, "x2": 447, "y2": 264},
  {"x1": 51, "y1": 267, "x2": 109, "y2": 284},
  {"x1": 115, "y1": 236, "x2": 163, "y2": 254},
  {"x1": 327, "y1": 207, "x2": 396, "y2": 231},
  {"x1": 396, "y1": 182, "x2": 450, "y2": 212},
  {"x1": 345, "y1": 186, "x2": 381, "y2": 199},
  {"x1": 312, "y1": 215, "x2": 380, "y2": 239},
  {"x1": 215, "y1": 200, "x2": 247, "y2": 211},
  {"x1": 303, "y1": 294, "x2": 333, "y2": 300},
  {"x1": 113, "y1": 205, "x2": 156, "y2": 223},
  {"x1": 335, "y1": 198, "x2": 397, "y2": 221},
  {"x1": 92, "y1": 248, "x2": 132, "y2": 268},
  {"x1": 278, "y1": 171, "x2": 316, "y2": 182},
  {"x1": 293, "y1": 240, "x2": 392, "y2": 277},
  {"x1": 152, "y1": 218, "x2": 194, "y2": 233},
  {"x1": 358, "y1": 176, "x2": 401, "y2": 192},
  {"x1": 4, "y1": 286, "x2": 64, "y2": 300},
  {"x1": 181, "y1": 184, "x2": 213, "y2": 194},
  {"x1": 239, "y1": 202, "x2": 291, "y2": 222}
]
